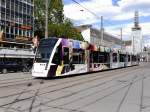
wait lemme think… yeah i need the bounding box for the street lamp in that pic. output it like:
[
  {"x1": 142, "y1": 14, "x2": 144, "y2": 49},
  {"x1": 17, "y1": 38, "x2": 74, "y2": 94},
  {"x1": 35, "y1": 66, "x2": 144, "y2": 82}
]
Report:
[{"x1": 45, "y1": 0, "x2": 48, "y2": 38}]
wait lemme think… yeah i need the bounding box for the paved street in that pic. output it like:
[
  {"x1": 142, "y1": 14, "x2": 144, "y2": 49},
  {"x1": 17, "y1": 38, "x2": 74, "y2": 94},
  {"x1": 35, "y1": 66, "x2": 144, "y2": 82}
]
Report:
[{"x1": 0, "y1": 63, "x2": 150, "y2": 112}]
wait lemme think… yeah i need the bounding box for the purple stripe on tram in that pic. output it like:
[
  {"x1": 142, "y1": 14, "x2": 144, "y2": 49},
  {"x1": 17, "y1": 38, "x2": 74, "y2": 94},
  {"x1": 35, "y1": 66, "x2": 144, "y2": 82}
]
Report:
[{"x1": 62, "y1": 39, "x2": 69, "y2": 46}]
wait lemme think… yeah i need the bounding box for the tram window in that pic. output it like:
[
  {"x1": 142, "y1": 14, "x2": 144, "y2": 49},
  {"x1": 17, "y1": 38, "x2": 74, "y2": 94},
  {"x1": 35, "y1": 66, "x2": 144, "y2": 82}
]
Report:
[
  {"x1": 72, "y1": 55, "x2": 79, "y2": 64},
  {"x1": 90, "y1": 52, "x2": 109, "y2": 63},
  {"x1": 119, "y1": 54, "x2": 125, "y2": 62},
  {"x1": 100, "y1": 52, "x2": 110, "y2": 63},
  {"x1": 113, "y1": 53, "x2": 117, "y2": 62},
  {"x1": 41, "y1": 53, "x2": 45, "y2": 58},
  {"x1": 128, "y1": 55, "x2": 130, "y2": 62},
  {"x1": 132, "y1": 55, "x2": 134, "y2": 61},
  {"x1": 132, "y1": 55, "x2": 137, "y2": 62},
  {"x1": 99, "y1": 54, "x2": 105, "y2": 63},
  {"x1": 52, "y1": 45, "x2": 61, "y2": 65},
  {"x1": 47, "y1": 53, "x2": 50, "y2": 58},
  {"x1": 72, "y1": 49, "x2": 85, "y2": 64},
  {"x1": 91, "y1": 51, "x2": 99, "y2": 63},
  {"x1": 64, "y1": 47, "x2": 69, "y2": 64},
  {"x1": 93, "y1": 51, "x2": 99, "y2": 63},
  {"x1": 99, "y1": 52, "x2": 105, "y2": 63}
]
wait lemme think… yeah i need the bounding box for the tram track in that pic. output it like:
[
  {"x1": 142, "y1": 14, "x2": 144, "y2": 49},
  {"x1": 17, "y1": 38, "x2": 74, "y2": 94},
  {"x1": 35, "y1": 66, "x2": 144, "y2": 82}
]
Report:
[
  {"x1": 0, "y1": 65, "x2": 139, "y2": 92},
  {"x1": 0, "y1": 65, "x2": 141, "y2": 99},
  {"x1": 139, "y1": 74, "x2": 145, "y2": 112},
  {"x1": 0, "y1": 63, "x2": 140, "y2": 89},
  {"x1": 74, "y1": 73, "x2": 150, "y2": 111},
  {"x1": 0, "y1": 65, "x2": 145, "y2": 111},
  {"x1": 24, "y1": 70, "x2": 150, "y2": 112},
  {"x1": 115, "y1": 75, "x2": 137, "y2": 112},
  {"x1": 40, "y1": 71, "x2": 143, "y2": 107},
  {"x1": 36, "y1": 71, "x2": 147, "y2": 108}
]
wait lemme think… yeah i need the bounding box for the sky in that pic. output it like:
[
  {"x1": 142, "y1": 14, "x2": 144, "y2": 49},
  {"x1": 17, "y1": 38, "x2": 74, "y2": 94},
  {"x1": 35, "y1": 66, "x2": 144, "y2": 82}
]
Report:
[{"x1": 63, "y1": 0, "x2": 150, "y2": 47}]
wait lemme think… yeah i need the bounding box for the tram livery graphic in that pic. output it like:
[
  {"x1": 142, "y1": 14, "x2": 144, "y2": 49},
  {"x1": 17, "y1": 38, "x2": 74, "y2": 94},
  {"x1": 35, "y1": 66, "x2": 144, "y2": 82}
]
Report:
[{"x1": 32, "y1": 37, "x2": 139, "y2": 77}]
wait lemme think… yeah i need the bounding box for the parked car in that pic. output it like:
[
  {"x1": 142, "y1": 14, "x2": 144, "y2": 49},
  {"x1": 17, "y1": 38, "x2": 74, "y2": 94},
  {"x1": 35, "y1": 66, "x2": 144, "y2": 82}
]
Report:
[{"x1": 0, "y1": 61, "x2": 24, "y2": 74}]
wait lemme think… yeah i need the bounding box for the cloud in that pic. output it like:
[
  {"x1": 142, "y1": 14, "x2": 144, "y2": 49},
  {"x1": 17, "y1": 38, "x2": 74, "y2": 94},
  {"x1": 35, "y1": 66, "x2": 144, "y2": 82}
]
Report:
[
  {"x1": 64, "y1": 0, "x2": 150, "y2": 44},
  {"x1": 64, "y1": 0, "x2": 119, "y2": 24},
  {"x1": 64, "y1": 0, "x2": 150, "y2": 21},
  {"x1": 118, "y1": 0, "x2": 150, "y2": 12}
]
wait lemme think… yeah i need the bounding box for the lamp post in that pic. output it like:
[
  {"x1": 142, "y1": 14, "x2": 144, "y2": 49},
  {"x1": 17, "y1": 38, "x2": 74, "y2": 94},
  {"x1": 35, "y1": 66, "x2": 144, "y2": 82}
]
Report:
[
  {"x1": 100, "y1": 16, "x2": 103, "y2": 46},
  {"x1": 120, "y1": 28, "x2": 122, "y2": 50},
  {"x1": 45, "y1": 0, "x2": 48, "y2": 38}
]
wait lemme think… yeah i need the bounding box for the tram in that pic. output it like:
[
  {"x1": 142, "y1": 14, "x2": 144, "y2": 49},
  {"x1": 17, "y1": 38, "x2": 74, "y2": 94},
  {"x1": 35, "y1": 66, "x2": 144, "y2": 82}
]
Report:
[{"x1": 32, "y1": 37, "x2": 139, "y2": 78}]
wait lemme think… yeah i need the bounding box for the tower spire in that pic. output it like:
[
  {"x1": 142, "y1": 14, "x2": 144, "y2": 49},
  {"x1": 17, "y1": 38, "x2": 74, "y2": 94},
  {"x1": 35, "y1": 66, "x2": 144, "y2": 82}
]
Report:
[{"x1": 132, "y1": 11, "x2": 141, "y2": 30}]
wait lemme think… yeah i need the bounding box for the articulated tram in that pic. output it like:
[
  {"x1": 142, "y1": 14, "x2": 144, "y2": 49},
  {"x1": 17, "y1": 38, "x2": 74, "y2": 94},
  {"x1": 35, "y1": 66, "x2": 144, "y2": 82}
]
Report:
[{"x1": 32, "y1": 37, "x2": 139, "y2": 78}]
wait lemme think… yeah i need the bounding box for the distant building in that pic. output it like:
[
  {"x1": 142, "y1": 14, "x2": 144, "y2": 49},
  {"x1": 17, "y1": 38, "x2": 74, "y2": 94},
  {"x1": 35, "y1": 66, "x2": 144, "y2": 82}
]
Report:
[
  {"x1": 131, "y1": 11, "x2": 143, "y2": 54},
  {"x1": 0, "y1": 0, "x2": 34, "y2": 48},
  {"x1": 124, "y1": 40, "x2": 132, "y2": 53},
  {"x1": 76, "y1": 25, "x2": 123, "y2": 49},
  {"x1": 141, "y1": 47, "x2": 150, "y2": 62}
]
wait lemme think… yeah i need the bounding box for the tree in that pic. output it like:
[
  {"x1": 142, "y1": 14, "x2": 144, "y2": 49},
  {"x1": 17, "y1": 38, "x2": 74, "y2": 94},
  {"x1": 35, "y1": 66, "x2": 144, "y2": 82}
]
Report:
[
  {"x1": 48, "y1": 0, "x2": 64, "y2": 23},
  {"x1": 34, "y1": 0, "x2": 84, "y2": 41},
  {"x1": 48, "y1": 19, "x2": 83, "y2": 41}
]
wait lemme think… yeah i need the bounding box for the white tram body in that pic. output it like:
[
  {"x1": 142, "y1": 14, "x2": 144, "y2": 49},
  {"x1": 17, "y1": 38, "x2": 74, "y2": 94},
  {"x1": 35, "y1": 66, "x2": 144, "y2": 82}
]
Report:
[{"x1": 32, "y1": 38, "x2": 139, "y2": 78}]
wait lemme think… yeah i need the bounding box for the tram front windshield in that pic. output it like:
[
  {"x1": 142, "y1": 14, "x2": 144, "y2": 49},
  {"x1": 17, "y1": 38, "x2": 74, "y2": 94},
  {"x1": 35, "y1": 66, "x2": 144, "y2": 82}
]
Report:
[{"x1": 35, "y1": 38, "x2": 58, "y2": 63}]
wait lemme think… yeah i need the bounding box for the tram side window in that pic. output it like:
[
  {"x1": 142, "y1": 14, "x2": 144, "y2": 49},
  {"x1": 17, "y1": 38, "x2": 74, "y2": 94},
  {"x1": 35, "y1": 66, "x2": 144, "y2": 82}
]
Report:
[
  {"x1": 72, "y1": 49, "x2": 85, "y2": 64},
  {"x1": 52, "y1": 45, "x2": 61, "y2": 65},
  {"x1": 99, "y1": 52, "x2": 109, "y2": 63},
  {"x1": 99, "y1": 53, "x2": 105, "y2": 63},
  {"x1": 132, "y1": 55, "x2": 137, "y2": 62},
  {"x1": 93, "y1": 51, "x2": 99, "y2": 63},
  {"x1": 79, "y1": 50, "x2": 85, "y2": 64},
  {"x1": 128, "y1": 55, "x2": 130, "y2": 62},
  {"x1": 103, "y1": 52, "x2": 110, "y2": 63},
  {"x1": 63, "y1": 47, "x2": 69, "y2": 64},
  {"x1": 113, "y1": 53, "x2": 117, "y2": 62},
  {"x1": 119, "y1": 54, "x2": 125, "y2": 62},
  {"x1": 90, "y1": 52, "x2": 109, "y2": 63},
  {"x1": 90, "y1": 51, "x2": 100, "y2": 63}
]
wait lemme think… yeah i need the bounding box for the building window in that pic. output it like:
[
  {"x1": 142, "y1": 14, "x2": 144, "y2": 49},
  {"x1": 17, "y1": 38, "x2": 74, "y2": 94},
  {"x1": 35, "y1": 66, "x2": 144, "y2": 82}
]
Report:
[
  {"x1": 1, "y1": 26, "x2": 5, "y2": 32},
  {"x1": 1, "y1": 12, "x2": 5, "y2": 20},
  {"x1": 19, "y1": 2, "x2": 23, "y2": 12},
  {"x1": 11, "y1": 14, "x2": 14, "y2": 21},
  {"x1": 15, "y1": 28, "x2": 18, "y2": 35},
  {"x1": 11, "y1": 27, "x2": 14, "y2": 34},
  {"x1": 1, "y1": 0, "x2": 6, "y2": 7},
  {"x1": 11, "y1": 1, "x2": 15, "y2": 10},
  {"x1": 6, "y1": 27, "x2": 10, "y2": 34},
  {"x1": 19, "y1": 29, "x2": 22, "y2": 36},
  {"x1": 6, "y1": 0, "x2": 10, "y2": 9},
  {"x1": 6, "y1": 14, "x2": 10, "y2": 21},
  {"x1": 27, "y1": 31, "x2": 29, "y2": 37}
]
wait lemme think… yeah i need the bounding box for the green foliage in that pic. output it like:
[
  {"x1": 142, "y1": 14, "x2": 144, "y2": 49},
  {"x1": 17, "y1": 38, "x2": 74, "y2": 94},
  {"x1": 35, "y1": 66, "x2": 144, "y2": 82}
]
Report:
[
  {"x1": 48, "y1": 20, "x2": 83, "y2": 41},
  {"x1": 34, "y1": 0, "x2": 84, "y2": 41}
]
